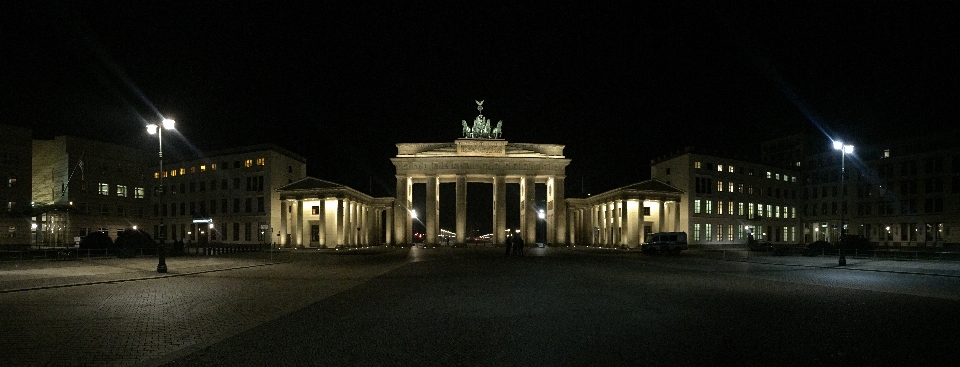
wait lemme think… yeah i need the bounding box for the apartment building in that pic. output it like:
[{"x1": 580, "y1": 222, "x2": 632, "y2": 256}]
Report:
[
  {"x1": 31, "y1": 136, "x2": 152, "y2": 245},
  {"x1": 0, "y1": 124, "x2": 34, "y2": 246},
  {"x1": 650, "y1": 148, "x2": 803, "y2": 247},
  {"x1": 802, "y1": 138, "x2": 960, "y2": 247},
  {"x1": 153, "y1": 144, "x2": 305, "y2": 245}
]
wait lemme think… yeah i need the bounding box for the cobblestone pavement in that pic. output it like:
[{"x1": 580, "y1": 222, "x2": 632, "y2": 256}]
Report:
[
  {"x1": 2, "y1": 246, "x2": 959, "y2": 366},
  {"x1": 0, "y1": 248, "x2": 407, "y2": 366}
]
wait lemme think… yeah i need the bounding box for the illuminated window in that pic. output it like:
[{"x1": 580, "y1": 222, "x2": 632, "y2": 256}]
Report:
[
  {"x1": 717, "y1": 164, "x2": 723, "y2": 172},
  {"x1": 8, "y1": 177, "x2": 17, "y2": 187},
  {"x1": 717, "y1": 225, "x2": 723, "y2": 241},
  {"x1": 791, "y1": 176, "x2": 796, "y2": 183},
  {"x1": 717, "y1": 181, "x2": 723, "y2": 192},
  {"x1": 705, "y1": 224, "x2": 712, "y2": 242},
  {"x1": 256, "y1": 157, "x2": 265, "y2": 166},
  {"x1": 775, "y1": 173, "x2": 780, "y2": 180},
  {"x1": 694, "y1": 200, "x2": 701, "y2": 214},
  {"x1": 200, "y1": 165, "x2": 206, "y2": 172},
  {"x1": 190, "y1": 167, "x2": 196, "y2": 174},
  {"x1": 728, "y1": 182, "x2": 734, "y2": 192},
  {"x1": 211, "y1": 163, "x2": 217, "y2": 170},
  {"x1": 738, "y1": 225, "x2": 744, "y2": 239},
  {"x1": 705, "y1": 200, "x2": 713, "y2": 214},
  {"x1": 169, "y1": 170, "x2": 176, "y2": 177},
  {"x1": 694, "y1": 223, "x2": 701, "y2": 241},
  {"x1": 179, "y1": 168, "x2": 186, "y2": 175},
  {"x1": 694, "y1": 161, "x2": 701, "y2": 169},
  {"x1": 728, "y1": 165, "x2": 735, "y2": 173},
  {"x1": 135, "y1": 187, "x2": 144, "y2": 199},
  {"x1": 728, "y1": 201, "x2": 733, "y2": 215},
  {"x1": 154, "y1": 172, "x2": 159, "y2": 179},
  {"x1": 748, "y1": 203, "x2": 755, "y2": 219},
  {"x1": 738, "y1": 202, "x2": 744, "y2": 216},
  {"x1": 737, "y1": 183, "x2": 743, "y2": 193},
  {"x1": 718, "y1": 201, "x2": 724, "y2": 215},
  {"x1": 98, "y1": 183, "x2": 109, "y2": 195},
  {"x1": 117, "y1": 185, "x2": 127, "y2": 197},
  {"x1": 766, "y1": 171, "x2": 772, "y2": 178}
]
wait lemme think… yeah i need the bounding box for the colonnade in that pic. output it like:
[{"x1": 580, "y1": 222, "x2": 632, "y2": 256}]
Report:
[
  {"x1": 278, "y1": 192, "x2": 393, "y2": 248},
  {"x1": 568, "y1": 197, "x2": 681, "y2": 248},
  {"x1": 392, "y1": 174, "x2": 566, "y2": 246}
]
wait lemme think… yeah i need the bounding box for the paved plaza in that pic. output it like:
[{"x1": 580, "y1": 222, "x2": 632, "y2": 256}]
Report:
[{"x1": 1, "y1": 247, "x2": 959, "y2": 366}]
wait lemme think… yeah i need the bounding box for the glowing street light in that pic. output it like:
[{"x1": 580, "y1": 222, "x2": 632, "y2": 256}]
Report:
[
  {"x1": 148, "y1": 118, "x2": 175, "y2": 273},
  {"x1": 833, "y1": 140, "x2": 854, "y2": 266}
]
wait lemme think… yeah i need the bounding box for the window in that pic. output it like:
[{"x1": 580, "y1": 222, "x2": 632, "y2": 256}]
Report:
[
  {"x1": 245, "y1": 159, "x2": 253, "y2": 167},
  {"x1": 244, "y1": 222, "x2": 252, "y2": 241},
  {"x1": 99, "y1": 204, "x2": 109, "y2": 215},
  {"x1": 643, "y1": 206, "x2": 651, "y2": 216},
  {"x1": 256, "y1": 157, "x2": 265, "y2": 166},
  {"x1": 737, "y1": 183, "x2": 743, "y2": 193},
  {"x1": 717, "y1": 181, "x2": 724, "y2": 192},
  {"x1": 211, "y1": 163, "x2": 217, "y2": 170},
  {"x1": 179, "y1": 168, "x2": 185, "y2": 175},
  {"x1": 728, "y1": 165, "x2": 735, "y2": 173},
  {"x1": 694, "y1": 223, "x2": 701, "y2": 241},
  {"x1": 117, "y1": 185, "x2": 127, "y2": 197},
  {"x1": 718, "y1": 201, "x2": 724, "y2": 215},
  {"x1": 245, "y1": 198, "x2": 252, "y2": 213},
  {"x1": 210, "y1": 180, "x2": 217, "y2": 191},
  {"x1": 738, "y1": 202, "x2": 744, "y2": 216},
  {"x1": 694, "y1": 200, "x2": 701, "y2": 214},
  {"x1": 694, "y1": 161, "x2": 701, "y2": 169},
  {"x1": 210, "y1": 200, "x2": 217, "y2": 214},
  {"x1": 233, "y1": 198, "x2": 240, "y2": 213},
  {"x1": 257, "y1": 197, "x2": 264, "y2": 212},
  {"x1": 117, "y1": 205, "x2": 125, "y2": 215},
  {"x1": 766, "y1": 171, "x2": 772, "y2": 179},
  {"x1": 99, "y1": 183, "x2": 110, "y2": 195},
  {"x1": 705, "y1": 200, "x2": 713, "y2": 214},
  {"x1": 200, "y1": 165, "x2": 206, "y2": 172},
  {"x1": 233, "y1": 223, "x2": 240, "y2": 241},
  {"x1": 717, "y1": 164, "x2": 724, "y2": 172},
  {"x1": 717, "y1": 225, "x2": 723, "y2": 241},
  {"x1": 728, "y1": 202, "x2": 733, "y2": 215},
  {"x1": 312, "y1": 206, "x2": 320, "y2": 215},
  {"x1": 135, "y1": 187, "x2": 144, "y2": 199},
  {"x1": 169, "y1": 169, "x2": 176, "y2": 177},
  {"x1": 190, "y1": 166, "x2": 196, "y2": 174},
  {"x1": 665, "y1": 168, "x2": 671, "y2": 175},
  {"x1": 727, "y1": 225, "x2": 734, "y2": 241},
  {"x1": 7, "y1": 176, "x2": 16, "y2": 187},
  {"x1": 311, "y1": 225, "x2": 320, "y2": 242},
  {"x1": 6, "y1": 201, "x2": 14, "y2": 212},
  {"x1": 728, "y1": 182, "x2": 734, "y2": 193},
  {"x1": 705, "y1": 224, "x2": 712, "y2": 242}
]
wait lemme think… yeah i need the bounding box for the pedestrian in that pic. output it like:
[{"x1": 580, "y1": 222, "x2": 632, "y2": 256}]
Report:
[
  {"x1": 513, "y1": 232, "x2": 525, "y2": 256},
  {"x1": 505, "y1": 231, "x2": 513, "y2": 255}
]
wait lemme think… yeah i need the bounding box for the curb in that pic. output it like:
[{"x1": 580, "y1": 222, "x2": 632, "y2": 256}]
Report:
[{"x1": 0, "y1": 261, "x2": 293, "y2": 294}]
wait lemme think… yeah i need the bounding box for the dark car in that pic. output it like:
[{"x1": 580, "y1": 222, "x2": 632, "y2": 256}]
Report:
[{"x1": 804, "y1": 240, "x2": 834, "y2": 256}]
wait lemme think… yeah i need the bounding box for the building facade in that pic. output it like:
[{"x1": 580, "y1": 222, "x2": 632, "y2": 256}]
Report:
[
  {"x1": 152, "y1": 144, "x2": 306, "y2": 245},
  {"x1": 801, "y1": 140, "x2": 960, "y2": 247},
  {"x1": 566, "y1": 180, "x2": 683, "y2": 248},
  {"x1": 650, "y1": 148, "x2": 803, "y2": 247},
  {"x1": 276, "y1": 177, "x2": 394, "y2": 248},
  {"x1": 31, "y1": 136, "x2": 152, "y2": 245},
  {"x1": 0, "y1": 124, "x2": 34, "y2": 247}
]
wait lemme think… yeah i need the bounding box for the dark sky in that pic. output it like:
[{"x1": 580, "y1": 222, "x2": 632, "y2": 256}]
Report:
[{"x1": 3, "y1": 2, "x2": 958, "y2": 198}]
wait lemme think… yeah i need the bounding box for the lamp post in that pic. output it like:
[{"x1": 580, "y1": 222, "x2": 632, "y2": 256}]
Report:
[
  {"x1": 148, "y1": 118, "x2": 175, "y2": 273},
  {"x1": 833, "y1": 140, "x2": 854, "y2": 266}
]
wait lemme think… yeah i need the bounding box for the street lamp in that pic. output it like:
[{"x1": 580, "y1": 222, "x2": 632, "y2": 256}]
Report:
[
  {"x1": 833, "y1": 140, "x2": 854, "y2": 266},
  {"x1": 148, "y1": 118, "x2": 175, "y2": 273}
]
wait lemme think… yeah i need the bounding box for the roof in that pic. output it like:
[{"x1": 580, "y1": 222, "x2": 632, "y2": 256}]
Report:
[
  {"x1": 276, "y1": 177, "x2": 347, "y2": 191},
  {"x1": 617, "y1": 179, "x2": 683, "y2": 194}
]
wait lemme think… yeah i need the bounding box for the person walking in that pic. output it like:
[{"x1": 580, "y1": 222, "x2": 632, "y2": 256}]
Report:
[
  {"x1": 513, "y1": 232, "x2": 525, "y2": 256},
  {"x1": 505, "y1": 231, "x2": 513, "y2": 255}
]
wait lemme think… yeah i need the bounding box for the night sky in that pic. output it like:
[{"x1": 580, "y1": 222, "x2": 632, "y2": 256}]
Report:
[{"x1": 3, "y1": 2, "x2": 958, "y2": 199}]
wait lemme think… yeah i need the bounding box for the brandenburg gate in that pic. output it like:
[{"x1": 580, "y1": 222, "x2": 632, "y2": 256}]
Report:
[{"x1": 391, "y1": 101, "x2": 570, "y2": 246}]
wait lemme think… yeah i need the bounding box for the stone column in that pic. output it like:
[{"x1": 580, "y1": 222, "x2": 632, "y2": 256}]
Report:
[
  {"x1": 426, "y1": 176, "x2": 439, "y2": 245},
  {"x1": 324, "y1": 198, "x2": 338, "y2": 247},
  {"x1": 493, "y1": 175, "x2": 506, "y2": 245},
  {"x1": 296, "y1": 199, "x2": 304, "y2": 247},
  {"x1": 394, "y1": 176, "x2": 409, "y2": 245},
  {"x1": 279, "y1": 200, "x2": 288, "y2": 246},
  {"x1": 625, "y1": 199, "x2": 639, "y2": 247},
  {"x1": 318, "y1": 198, "x2": 326, "y2": 247},
  {"x1": 599, "y1": 203, "x2": 607, "y2": 245},
  {"x1": 456, "y1": 175, "x2": 467, "y2": 245},
  {"x1": 337, "y1": 198, "x2": 345, "y2": 246},
  {"x1": 673, "y1": 201, "x2": 681, "y2": 233},
  {"x1": 385, "y1": 205, "x2": 394, "y2": 245},
  {"x1": 551, "y1": 176, "x2": 566, "y2": 245},
  {"x1": 639, "y1": 202, "x2": 647, "y2": 245},
  {"x1": 614, "y1": 201, "x2": 624, "y2": 246},
  {"x1": 659, "y1": 200, "x2": 666, "y2": 233},
  {"x1": 521, "y1": 176, "x2": 536, "y2": 244}
]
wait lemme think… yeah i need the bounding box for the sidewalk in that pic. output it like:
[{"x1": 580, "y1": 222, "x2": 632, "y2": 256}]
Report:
[
  {"x1": 0, "y1": 254, "x2": 284, "y2": 293},
  {"x1": 694, "y1": 248, "x2": 960, "y2": 277}
]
